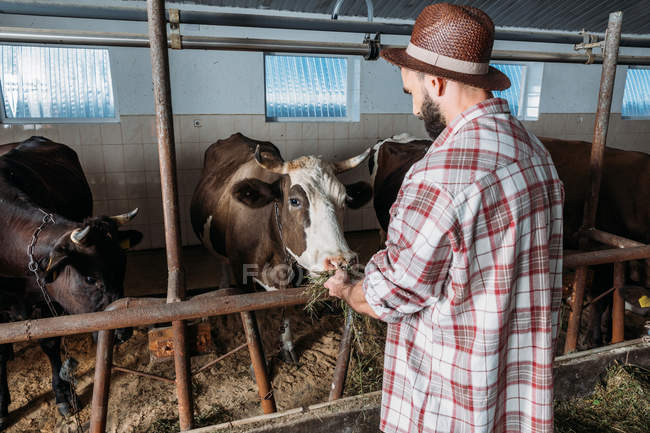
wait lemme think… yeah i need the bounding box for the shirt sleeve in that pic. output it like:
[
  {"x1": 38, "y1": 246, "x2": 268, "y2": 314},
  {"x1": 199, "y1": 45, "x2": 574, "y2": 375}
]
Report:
[{"x1": 363, "y1": 174, "x2": 455, "y2": 323}]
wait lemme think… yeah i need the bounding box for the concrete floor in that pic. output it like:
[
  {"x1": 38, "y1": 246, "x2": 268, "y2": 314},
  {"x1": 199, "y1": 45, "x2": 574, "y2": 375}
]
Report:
[{"x1": 123, "y1": 230, "x2": 382, "y2": 297}]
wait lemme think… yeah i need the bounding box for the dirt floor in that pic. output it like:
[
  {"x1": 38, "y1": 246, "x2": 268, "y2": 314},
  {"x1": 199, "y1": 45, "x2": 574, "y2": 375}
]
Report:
[
  {"x1": 1, "y1": 231, "x2": 384, "y2": 433},
  {"x1": 1, "y1": 230, "x2": 649, "y2": 432}
]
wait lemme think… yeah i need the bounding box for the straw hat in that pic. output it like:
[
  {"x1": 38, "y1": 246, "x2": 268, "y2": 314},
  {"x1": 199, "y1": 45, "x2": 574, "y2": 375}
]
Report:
[{"x1": 381, "y1": 3, "x2": 510, "y2": 91}]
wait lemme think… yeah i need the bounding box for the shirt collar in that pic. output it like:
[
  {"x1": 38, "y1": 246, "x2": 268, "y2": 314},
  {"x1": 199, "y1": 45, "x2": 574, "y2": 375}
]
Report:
[{"x1": 432, "y1": 98, "x2": 511, "y2": 148}]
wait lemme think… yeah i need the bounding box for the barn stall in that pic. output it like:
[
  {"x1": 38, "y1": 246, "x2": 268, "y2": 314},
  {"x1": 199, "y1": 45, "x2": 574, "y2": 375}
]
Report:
[{"x1": 0, "y1": 0, "x2": 649, "y2": 432}]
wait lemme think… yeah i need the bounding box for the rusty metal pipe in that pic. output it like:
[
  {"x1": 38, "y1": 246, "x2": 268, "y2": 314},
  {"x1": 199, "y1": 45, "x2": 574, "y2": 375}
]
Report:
[
  {"x1": 582, "y1": 12, "x2": 623, "y2": 232},
  {"x1": 111, "y1": 365, "x2": 175, "y2": 384},
  {"x1": 583, "y1": 286, "x2": 616, "y2": 309},
  {"x1": 586, "y1": 229, "x2": 646, "y2": 248},
  {"x1": 563, "y1": 245, "x2": 650, "y2": 268},
  {"x1": 89, "y1": 297, "x2": 164, "y2": 433},
  {"x1": 611, "y1": 262, "x2": 625, "y2": 344},
  {"x1": 0, "y1": 288, "x2": 309, "y2": 344},
  {"x1": 564, "y1": 266, "x2": 588, "y2": 354},
  {"x1": 329, "y1": 309, "x2": 354, "y2": 401},
  {"x1": 172, "y1": 319, "x2": 194, "y2": 429},
  {"x1": 147, "y1": 0, "x2": 193, "y2": 428},
  {"x1": 565, "y1": 13, "x2": 623, "y2": 354},
  {"x1": 193, "y1": 343, "x2": 247, "y2": 375},
  {"x1": 89, "y1": 328, "x2": 115, "y2": 433},
  {"x1": 240, "y1": 311, "x2": 277, "y2": 414}
]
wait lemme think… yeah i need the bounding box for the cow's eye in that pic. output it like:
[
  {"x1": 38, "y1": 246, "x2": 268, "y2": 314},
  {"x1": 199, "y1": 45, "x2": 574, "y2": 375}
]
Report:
[
  {"x1": 85, "y1": 276, "x2": 97, "y2": 285},
  {"x1": 289, "y1": 198, "x2": 301, "y2": 208}
]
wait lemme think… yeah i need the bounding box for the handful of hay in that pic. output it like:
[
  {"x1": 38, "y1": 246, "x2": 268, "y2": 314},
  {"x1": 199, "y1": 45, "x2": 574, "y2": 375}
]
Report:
[
  {"x1": 302, "y1": 267, "x2": 360, "y2": 322},
  {"x1": 302, "y1": 268, "x2": 386, "y2": 395}
]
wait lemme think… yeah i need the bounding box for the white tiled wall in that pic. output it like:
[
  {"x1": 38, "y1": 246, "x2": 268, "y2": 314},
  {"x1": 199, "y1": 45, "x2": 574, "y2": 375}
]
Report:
[
  {"x1": 0, "y1": 114, "x2": 428, "y2": 250},
  {"x1": 1, "y1": 113, "x2": 647, "y2": 251}
]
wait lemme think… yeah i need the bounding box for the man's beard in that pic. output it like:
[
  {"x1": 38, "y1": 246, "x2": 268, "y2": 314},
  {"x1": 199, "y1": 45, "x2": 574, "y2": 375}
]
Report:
[{"x1": 419, "y1": 95, "x2": 446, "y2": 140}]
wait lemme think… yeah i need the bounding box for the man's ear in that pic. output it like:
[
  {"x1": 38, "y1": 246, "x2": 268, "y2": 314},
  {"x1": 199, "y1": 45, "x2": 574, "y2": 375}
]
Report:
[
  {"x1": 433, "y1": 76, "x2": 446, "y2": 97},
  {"x1": 231, "y1": 178, "x2": 282, "y2": 208},
  {"x1": 345, "y1": 181, "x2": 373, "y2": 209},
  {"x1": 117, "y1": 230, "x2": 144, "y2": 250}
]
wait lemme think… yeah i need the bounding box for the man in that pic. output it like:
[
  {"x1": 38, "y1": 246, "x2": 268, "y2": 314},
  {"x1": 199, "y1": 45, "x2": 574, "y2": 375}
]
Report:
[{"x1": 325, "y1": 3, "x2": 564, "y2": 433}]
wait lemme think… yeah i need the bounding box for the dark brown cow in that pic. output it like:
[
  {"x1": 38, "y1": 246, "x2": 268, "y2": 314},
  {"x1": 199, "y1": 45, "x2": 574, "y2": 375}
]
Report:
[
  {"x1": 366, "y1": 135, "x2": 649, "y2": 278},
  {"x1": 367, "y1": 134, "x2": 430, "y2": 234},
  {"x1": 0, "y1": 136, "x2": 142, "y2": 427},
  {"x1": 191, "y1": 133, "x2": 370, "y2": 362},
  {"x1": 362, "y1": 134, "x2": 650, "y2": 345}
]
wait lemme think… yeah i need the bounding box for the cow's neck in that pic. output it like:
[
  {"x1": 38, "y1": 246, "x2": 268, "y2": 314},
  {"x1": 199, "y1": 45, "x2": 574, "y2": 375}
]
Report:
[{"x1": 0, "y1": 204, "x2": 76, "y2": 277}]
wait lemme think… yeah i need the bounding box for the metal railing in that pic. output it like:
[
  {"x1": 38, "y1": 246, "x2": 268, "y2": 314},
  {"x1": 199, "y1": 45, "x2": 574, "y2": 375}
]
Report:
[{"x1": 0, "y1": 2, "x2": 648, "y2": 432}]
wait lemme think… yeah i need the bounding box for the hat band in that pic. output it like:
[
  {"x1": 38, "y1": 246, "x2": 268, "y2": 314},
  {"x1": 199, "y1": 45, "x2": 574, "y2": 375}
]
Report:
[{"x1": 406, "y1": 42, "x2": 489, "y2": 75}]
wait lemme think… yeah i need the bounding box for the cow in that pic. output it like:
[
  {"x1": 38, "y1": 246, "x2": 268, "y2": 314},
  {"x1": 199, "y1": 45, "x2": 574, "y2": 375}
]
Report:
[
  {"x1": 191, "y1": 133, "x2": 371, "y2": 362},
  {"x1": 367, "y1": 133, "x2": 430, "y2": 236},
  {"x1": 0, "y1": 136, "x2": 142, "y2": 428},
  {"x1": 362, "y1": 133, "x2": 650, "y2": 346}
]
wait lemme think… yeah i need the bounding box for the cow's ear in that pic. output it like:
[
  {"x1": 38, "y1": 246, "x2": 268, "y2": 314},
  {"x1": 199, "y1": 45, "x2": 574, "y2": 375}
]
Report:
[
  {"x1": 44, "y1": 245, "x2": 68, "y2": 282},
  {"x1": 232, "y1": 178, "x2": 281, "y2": 208},
  {"x1": 345, "y1": 181, "x2": 372, "y2": 209},
  {"x1": 117, "y1": 230, "x2": 143, "y2": 250}
]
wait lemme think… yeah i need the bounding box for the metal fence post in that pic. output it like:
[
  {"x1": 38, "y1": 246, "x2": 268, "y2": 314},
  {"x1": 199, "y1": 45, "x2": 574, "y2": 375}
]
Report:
[
  {"x1": 564, "y1": 11, "x2": 623, "y2": 354},
  {"x1": 146, "y1": 0, "x2": 193, "y2": 428}
]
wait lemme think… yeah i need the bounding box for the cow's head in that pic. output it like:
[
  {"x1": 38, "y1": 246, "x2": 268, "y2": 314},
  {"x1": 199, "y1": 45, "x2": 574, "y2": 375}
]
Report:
[
  {"x1": 231, "y1": 147, "x2": 371, "y2": 275},
  {"x1": 43, "y1": 209, "x2": 142, "y2": 315}
]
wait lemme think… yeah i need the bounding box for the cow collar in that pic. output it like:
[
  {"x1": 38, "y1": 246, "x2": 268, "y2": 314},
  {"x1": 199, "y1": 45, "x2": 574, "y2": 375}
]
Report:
[
  {"x1": 273, "y1": 200, "x2": 296, "y2": 268},
  {"x1": 27, "y1": 209, "x2": 60, "y2": 314},
  {"x1": 27, "y1": 209, "x2": 57, "y2": 276}
]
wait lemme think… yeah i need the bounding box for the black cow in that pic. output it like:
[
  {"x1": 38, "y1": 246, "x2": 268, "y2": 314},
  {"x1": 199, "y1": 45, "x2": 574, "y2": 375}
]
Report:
[{"x1": 0, "y1": 136, "x2": 142, "y2": 428}]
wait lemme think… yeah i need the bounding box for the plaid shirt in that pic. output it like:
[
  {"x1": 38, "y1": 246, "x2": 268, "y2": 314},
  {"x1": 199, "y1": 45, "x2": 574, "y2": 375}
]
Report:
[{"x1": 363, "y1": 98, "x2": 564, "y2": 433}]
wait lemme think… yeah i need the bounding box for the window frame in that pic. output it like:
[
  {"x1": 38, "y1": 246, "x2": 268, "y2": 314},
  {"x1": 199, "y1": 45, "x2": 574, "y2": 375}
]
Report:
[
  {"x1": 0, "y1": 43, "x2": 120, "y2": 124},
  {"x1": 621, "y1": 66, "x2": 650, "y2": 120},
  {"x1": 263, "y1": 52, "x2": 360, "y2": 123},
  {"x1": 491, "y1": 61, "x2": 544, "y2": 121}
]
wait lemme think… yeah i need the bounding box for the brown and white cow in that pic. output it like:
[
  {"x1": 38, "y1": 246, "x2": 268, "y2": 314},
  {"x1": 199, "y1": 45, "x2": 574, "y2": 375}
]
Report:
[{"x1": 191, "y1": 133, "x2": 371, "y2": 361}]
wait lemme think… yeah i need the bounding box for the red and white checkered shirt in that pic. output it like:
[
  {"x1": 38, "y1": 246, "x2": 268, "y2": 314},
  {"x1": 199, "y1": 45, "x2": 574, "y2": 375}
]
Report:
[{"x1": 363, "y1": 98, "x2": 564, "y2": 433}]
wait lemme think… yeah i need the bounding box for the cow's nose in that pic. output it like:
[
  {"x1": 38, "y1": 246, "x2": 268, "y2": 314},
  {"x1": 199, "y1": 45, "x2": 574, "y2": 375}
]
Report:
[{"x1": 324, "y1": 255, "x2": 355, "y2": 271}]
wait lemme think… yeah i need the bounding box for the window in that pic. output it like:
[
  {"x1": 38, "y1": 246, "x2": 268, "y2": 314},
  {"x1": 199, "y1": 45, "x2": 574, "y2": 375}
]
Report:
[
  {"x1": 622, "y1": 67, "x2": 650, "y2": 119},
  {"x1": 491, "y1": 63, "x2": 542, "y2": 121},
  {"x1": 264, "y1": 54, "x2": 358, "y2": 121},
  {"x1": 0, "y1": 45, "x2": 117, "y2": 122},
  {"x1": 492, "y1": 63, "x2": 525, "y2": 117}
]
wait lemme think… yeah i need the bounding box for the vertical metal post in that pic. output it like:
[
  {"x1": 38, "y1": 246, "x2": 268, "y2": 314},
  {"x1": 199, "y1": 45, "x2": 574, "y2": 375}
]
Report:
[
  {"x1": 582, "y1": 11, "x2": 623, "y2": 230},
  {"x1": 564, "y1": 11, "x2": 623, "y2": 354},
  {"x1": 89, "y1": 329, "x2": 115, "y2": 433},
  {"x1": 240, "y1": 311, "x2": 277, "y2": 414},
  {"x1": 611, "y1": 262, "x2": 625, "y2": 343},
  {"x1": 146, "y1": 0, "x2": 193, "y2": 429},
  {"x1": 329, "y1": 309, "x2": 353, "y2": 401},
  {"x1": 564, "y1": 266, "x2": 588, "y2": 353}
]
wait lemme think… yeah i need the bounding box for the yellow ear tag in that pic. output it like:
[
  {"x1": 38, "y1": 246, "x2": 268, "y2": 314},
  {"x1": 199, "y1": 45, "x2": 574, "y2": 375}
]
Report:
[
  {"x1": 51, "y1": 270, "x2": 58, "y2": 281},
  {"x1": 639, "y1": 295, "x2": 650, "y2": 308},
  {"x1": 120, "y1": 238, "x2": 131, "y2": 250},
  {"x1": 46, "y1": 256, "x2": 54, "y2": 272}
]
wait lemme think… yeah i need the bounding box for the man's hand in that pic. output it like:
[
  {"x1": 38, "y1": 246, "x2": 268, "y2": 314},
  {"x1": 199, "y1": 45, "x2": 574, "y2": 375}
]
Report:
[
  {"x1": 324, "y1": 269, "x2": 352, "y2": 299},
  {"x1": 324, "y1": 269, "x2": 380, "y2": 320}
]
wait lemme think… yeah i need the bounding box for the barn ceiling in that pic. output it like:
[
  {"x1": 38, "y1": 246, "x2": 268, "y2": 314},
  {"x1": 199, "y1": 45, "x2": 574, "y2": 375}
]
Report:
[{"x1": 153, "y1": 0, "x2": 650, "y2": 35}]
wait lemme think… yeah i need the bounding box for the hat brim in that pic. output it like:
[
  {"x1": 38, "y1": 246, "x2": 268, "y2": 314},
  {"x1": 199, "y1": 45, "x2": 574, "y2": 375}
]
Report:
[{"x1": 381, "y1": 47, "x2": 510, "y2": 91}]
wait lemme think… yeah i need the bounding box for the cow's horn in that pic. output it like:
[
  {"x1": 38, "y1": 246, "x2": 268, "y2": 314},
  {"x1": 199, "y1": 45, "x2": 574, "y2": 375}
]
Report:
[
  {"x1": 110, "y1": 208, "x2": 139, "y2": 226},
  {"x1": 70, "y1": 226, "x2": 91, "y2": 245},
  {"x1": 333, "y1": 147, "x2": 372, "y2": 173},
  {"x1": 254, "y1": 145, "x2": 287, "y2": 174}
]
